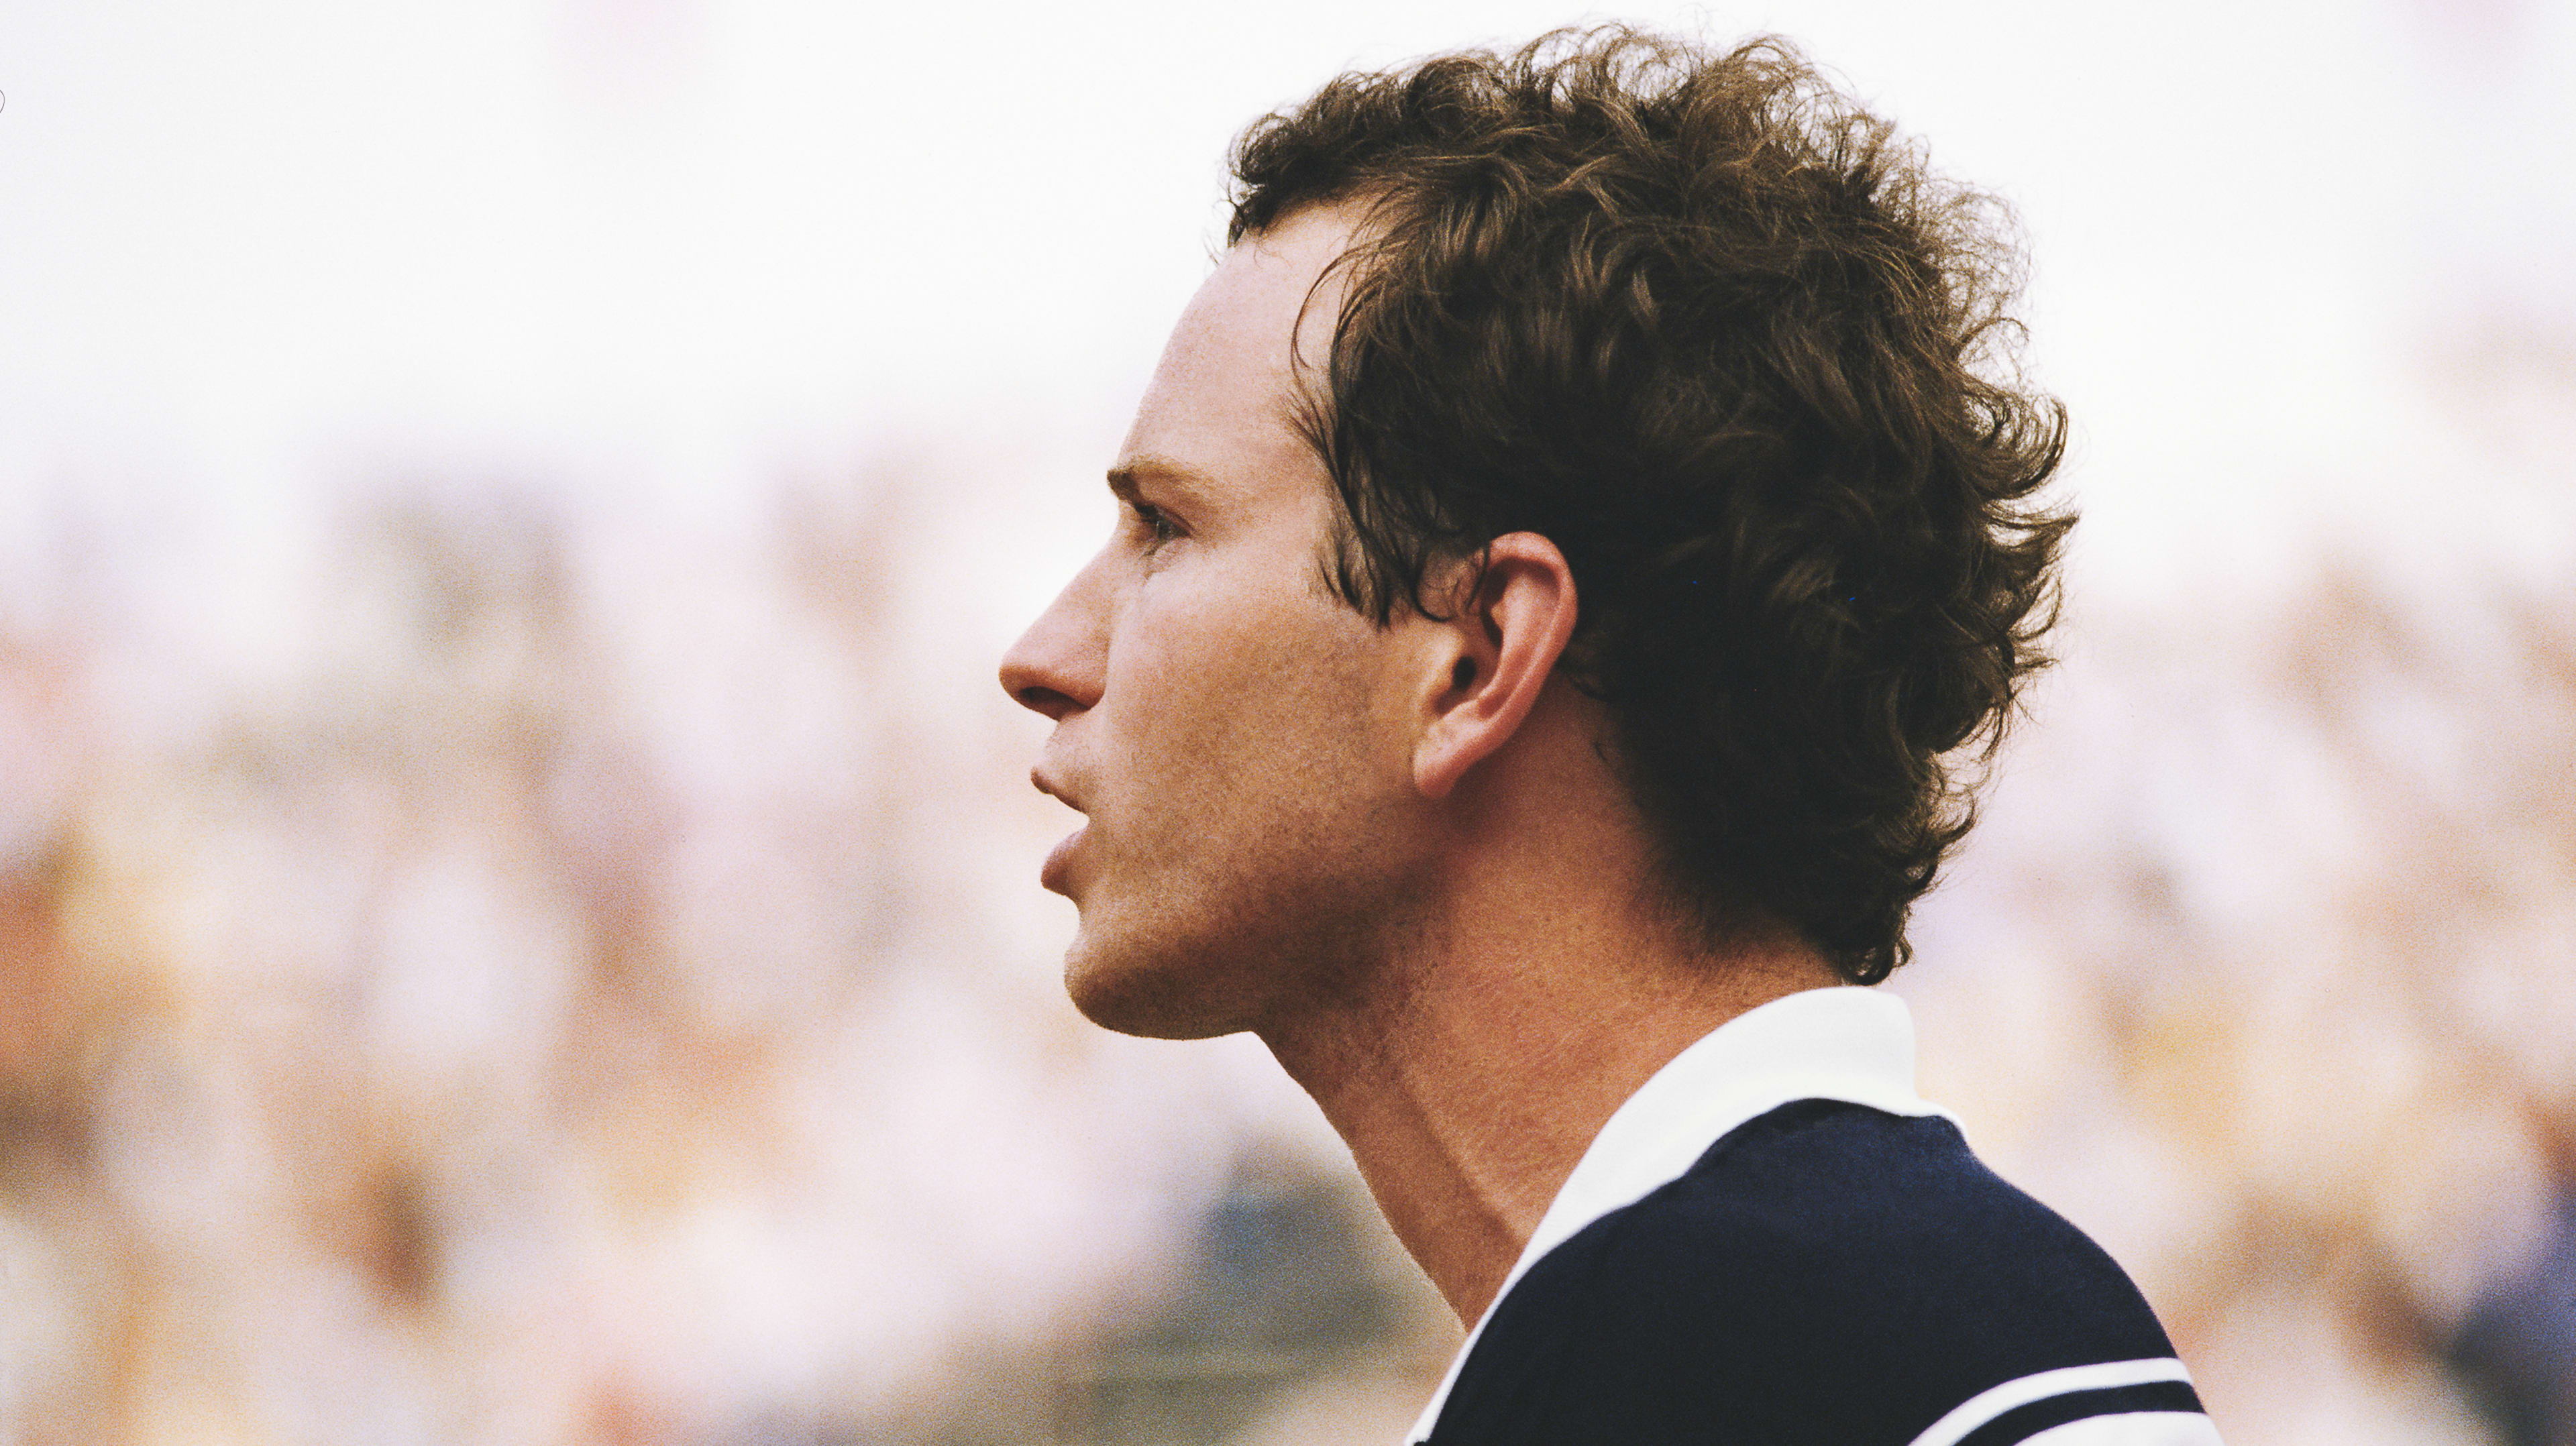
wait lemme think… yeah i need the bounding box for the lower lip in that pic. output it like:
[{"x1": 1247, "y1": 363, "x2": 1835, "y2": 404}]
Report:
[{"x1": 1040, "y1": 825, "x2": 1087, "y2": 892}]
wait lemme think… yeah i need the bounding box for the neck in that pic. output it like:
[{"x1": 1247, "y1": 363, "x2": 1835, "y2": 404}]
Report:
[{"x1": 1255, "y1": 869, "x2": 1836, "y2": 1327}]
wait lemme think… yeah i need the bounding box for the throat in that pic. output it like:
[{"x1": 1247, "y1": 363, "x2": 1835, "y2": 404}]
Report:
[
  {"x1": 1252, "y1": 922, "x2": 1843, "y2": 1327},
  {"x1": 1267, "y1": 1018, "x2": 1566, "y2": 1325}
]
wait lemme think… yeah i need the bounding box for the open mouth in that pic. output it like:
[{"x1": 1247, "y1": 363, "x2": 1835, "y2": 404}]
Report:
[{"x1": 1032, "y1": 768, "x2": 1088, "y2": 893}]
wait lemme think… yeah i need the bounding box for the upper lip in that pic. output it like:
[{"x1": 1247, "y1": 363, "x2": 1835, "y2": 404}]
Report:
[{"x1": 1031, "y1": 767, "x2": 1085, "y2": 814}]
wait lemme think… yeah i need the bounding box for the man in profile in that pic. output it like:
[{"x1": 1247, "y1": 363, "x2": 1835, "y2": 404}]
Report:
[{"x1": 1000, "y1": 27, "x2": 2220, "y2": 1445}]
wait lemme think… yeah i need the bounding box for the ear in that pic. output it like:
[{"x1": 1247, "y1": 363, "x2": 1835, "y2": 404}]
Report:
[{"x1": 1411, "y1": 532, "x2": 1580, "y2": 800}]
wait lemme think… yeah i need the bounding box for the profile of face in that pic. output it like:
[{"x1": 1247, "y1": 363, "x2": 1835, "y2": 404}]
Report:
[{"x1": 998, "y1": 205, "x2": 1444, "y2": 1040}]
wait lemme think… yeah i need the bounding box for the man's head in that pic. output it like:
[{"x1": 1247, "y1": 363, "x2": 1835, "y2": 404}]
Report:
[{"x1": 1002, "y1": 26, "x2": 2068, "y2": 1030}]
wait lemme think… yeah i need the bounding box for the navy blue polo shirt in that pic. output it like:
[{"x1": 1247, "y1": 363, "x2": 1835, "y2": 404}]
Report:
[{"x1": 1403, "y1": 988, "x2": 2222, "y2": 1446}]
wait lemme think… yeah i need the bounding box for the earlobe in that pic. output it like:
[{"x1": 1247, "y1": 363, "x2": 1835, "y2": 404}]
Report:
[{"x1": 1411, "y1": 533, "x2": 1578, "y2": 800}]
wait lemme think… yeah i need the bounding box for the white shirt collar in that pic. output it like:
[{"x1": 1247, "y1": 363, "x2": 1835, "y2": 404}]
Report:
[{"x1": 1402, "y1": 985, "x2": 1953, "y2": 1444}]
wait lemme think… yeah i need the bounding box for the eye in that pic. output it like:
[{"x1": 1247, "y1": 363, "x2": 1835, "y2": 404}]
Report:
[{"x1": 1130, "y1": 500, "x2": 1182, "y2": 548}]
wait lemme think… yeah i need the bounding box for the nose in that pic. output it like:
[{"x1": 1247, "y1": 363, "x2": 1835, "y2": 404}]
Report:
[{"x1": 999, "y1": 553, "x2": 1109, "y2": 721}]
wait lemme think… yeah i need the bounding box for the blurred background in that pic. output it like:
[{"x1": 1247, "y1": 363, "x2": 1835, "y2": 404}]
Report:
[{"x1": 0, "y1": 0, "x2": 2571, "y2": 1441}]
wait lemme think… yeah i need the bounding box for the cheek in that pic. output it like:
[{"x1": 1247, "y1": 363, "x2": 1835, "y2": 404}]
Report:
[
  {"x1": 1103, "y1": 576, "x2": 1389, "y2": 815},
  {"x1": 1108, "y1": 588, "x2": 1283, "y2": 782}
]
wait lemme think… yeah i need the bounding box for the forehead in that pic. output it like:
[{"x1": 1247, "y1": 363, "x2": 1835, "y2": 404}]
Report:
[{"x1": 1117, "y1": 204, "x2": 1361, "y2": 505}]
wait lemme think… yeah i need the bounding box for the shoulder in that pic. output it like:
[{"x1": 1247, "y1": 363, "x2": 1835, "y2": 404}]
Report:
[{"x1": 1429, "y1": 1101, "x2": 2219, "y2": 1446}]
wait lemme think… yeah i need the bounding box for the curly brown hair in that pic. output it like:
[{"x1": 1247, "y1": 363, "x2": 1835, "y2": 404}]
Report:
[{"x1": 1228, "y1": 27, "x2": 2072, "y2": 984}]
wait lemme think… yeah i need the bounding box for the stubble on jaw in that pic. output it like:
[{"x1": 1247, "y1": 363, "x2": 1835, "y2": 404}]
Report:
[{"x1": 1058, "y1": 657, "x2": 1444, "y2": 1043}]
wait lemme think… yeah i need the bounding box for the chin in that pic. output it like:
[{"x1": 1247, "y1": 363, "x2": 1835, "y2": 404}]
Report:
[{"x1": 1061, "y1": 929, "x2": 1256, "y2": 1042}]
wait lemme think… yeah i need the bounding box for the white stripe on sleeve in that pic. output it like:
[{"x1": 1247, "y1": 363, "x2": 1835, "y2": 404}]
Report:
[
  {"x1": 2022, "y1": 1411, "x2": 2224, "y2": 1446},
  {"x1": 1908, "y1": 1359, "x2": 2198, "y2": 1446}
]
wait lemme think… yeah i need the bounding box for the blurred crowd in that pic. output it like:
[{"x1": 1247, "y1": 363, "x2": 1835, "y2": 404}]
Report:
[
  {"x1": 0, "y1": 440, "x2": 2568, "y2": 1445},
  {"x1": 3, "y1": 3, "x2": 2572, "y2": 1442},
  {"x1": 0, "y1": 468, "x2": 1414, "y2": 1444}
]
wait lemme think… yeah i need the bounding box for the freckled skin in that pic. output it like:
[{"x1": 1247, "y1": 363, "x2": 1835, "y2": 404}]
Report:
[{"x1": 999, "y1": 209, "x2": 1442, "y2": 1040}]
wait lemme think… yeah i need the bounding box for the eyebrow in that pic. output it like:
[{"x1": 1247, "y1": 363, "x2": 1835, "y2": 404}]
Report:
[{"x1": 1106, "y1": 455, "x2": 1218, "y2": 506}]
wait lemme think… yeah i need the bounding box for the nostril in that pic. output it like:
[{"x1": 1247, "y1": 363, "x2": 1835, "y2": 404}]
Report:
[{"x1": 1013, "y1": 684, "x2": 1081, "y2": 720}]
